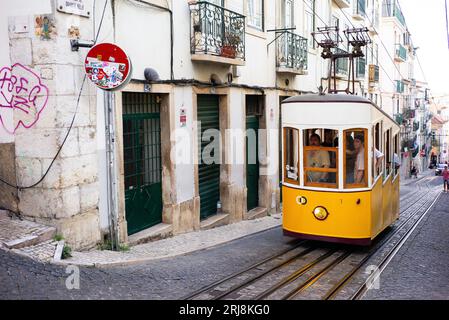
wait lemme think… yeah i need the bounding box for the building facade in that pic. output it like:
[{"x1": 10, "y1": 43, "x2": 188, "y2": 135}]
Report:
[{"x1": 0, "y1": 0, "x2": 432, "y2": 249}]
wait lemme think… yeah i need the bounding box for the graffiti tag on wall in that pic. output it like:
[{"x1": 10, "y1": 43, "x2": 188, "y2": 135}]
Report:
[{"x1": 0, "y1": 63, "x2": 49, "y2": 134}]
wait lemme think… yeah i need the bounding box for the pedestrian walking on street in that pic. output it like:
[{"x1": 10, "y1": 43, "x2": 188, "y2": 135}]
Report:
[
  {"x1": 410, "y1": 164, "x2": 418, "y2": 178},
  {"x1": 442, "y1": 165, "x2": 449, "y2": 192}
]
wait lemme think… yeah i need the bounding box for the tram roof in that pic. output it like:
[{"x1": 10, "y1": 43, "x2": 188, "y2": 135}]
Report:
[
  {"x1": 283, "y1": 94, "x2": 372, "y2": 104},
  {"x1": 282, "y1": 94, "x2": 398, "y2": 125}
]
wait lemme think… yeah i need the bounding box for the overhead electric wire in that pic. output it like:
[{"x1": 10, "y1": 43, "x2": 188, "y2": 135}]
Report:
[
  {"x1": 332, "y1": 0, "x2": 401, "y2": 89},
  {"x1": 446, "y1": 0, "x2": 449, "y2": 50},
  {"x1": 303, "y1": 0, "x2": 398, "y2": 90},
  {"x1": 0, "y1": 0, "x2": 109, "y2": 191}
]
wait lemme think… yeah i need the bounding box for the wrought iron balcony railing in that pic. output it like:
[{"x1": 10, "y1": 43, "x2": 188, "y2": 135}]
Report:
[
  {"x1": 276, "y1": 31, "x2": 308, "y2": 74},
  {"x1": 356, "y1": 57, "x2": 366, "y2": 78},
  {"x1": 382, "y1": 0, "x2": 405, "y2": 27},
  {"x1": 395, "y1": 44, "x2": 407, "y2": 61},
  {"x1": 403, "y1": 108, "x2": 415, "y2": 119},
  {"x1": 190, "y1": 1, "x2": 245, "y2": 61}
]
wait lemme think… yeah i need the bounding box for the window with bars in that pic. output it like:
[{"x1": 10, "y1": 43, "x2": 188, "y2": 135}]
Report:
[{"x1": 122, "y1": 94, "x2": 162, "y2": 190}]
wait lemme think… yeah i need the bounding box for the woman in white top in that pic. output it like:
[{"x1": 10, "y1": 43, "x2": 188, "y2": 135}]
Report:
[{"x1": 354, "y1": 135, "x2": 365, "y2": 183}]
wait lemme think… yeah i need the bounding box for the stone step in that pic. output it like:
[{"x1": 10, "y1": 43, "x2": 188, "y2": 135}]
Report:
[
  {"x1": 200, "y1": 213, "x2": 230, "y2": 231},
  {"x1": 0, "y1": 210, "x2": 56, "y2": 249},
  {"x1": 244, "y1": 207, "x2": 268, "y2": 220},
  {"x1": 128, "y1": 223, "x2": 173, "y2": 246}
]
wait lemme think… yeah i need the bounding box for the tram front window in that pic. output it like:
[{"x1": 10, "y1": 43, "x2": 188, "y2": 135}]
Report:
[
  {"x1": 304, "y1": 129, "x2": 338, "y2": 188},
  {"x1": 344, "y1": 129, "x2": 368, "y2": 188},
  {"x1": 284, "y1": 127, "x2": 299, "y2": 184}
]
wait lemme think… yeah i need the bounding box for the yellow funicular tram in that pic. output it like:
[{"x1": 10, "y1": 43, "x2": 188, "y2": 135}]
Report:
[
  {"x1": 281, "y1": 27, "x2": 400, "y2": 245},
  {"x1": 281, "y1": 94, "x2": 400, "y2": 245}
]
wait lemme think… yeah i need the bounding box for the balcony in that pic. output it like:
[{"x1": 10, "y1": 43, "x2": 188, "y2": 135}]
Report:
[
  {"x1": 394, "y1": 44, "x2": 407, "y2": 62},
  {"x1": 333, "y1": 0, "x2": 350, "y2": 8},
  {"x1": 396, "y1": 80, "x2": 404, "y2": 93},
  {"x1": 352, "y1": 0, "x2": 366, "y2": 20},
  {"x1": 395, "y1": 113, "x2": 403, "y2": 125},
  {"x1": 403, "y1": 108, "x2": 415, "y2": 119},
  {"x1": 276, "y1": 31, "x2": 308, "y2": 75},
  {"x1": 190, "y1": 1, "x2": 245, "y2": 66},
  {"x1": 355, "y1": 57, "x2": 366, "y2": 79},
  {"x1": 368, "y1": 64, "x2": 380, "y2": 84},
  {"x1": 382, "y1": 0, "x2": 406, "y2": 27}
]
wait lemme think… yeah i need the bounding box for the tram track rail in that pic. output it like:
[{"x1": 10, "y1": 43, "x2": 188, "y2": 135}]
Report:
[
  {"x1": 183, "y1": 179, "x2": 439, "y2": 301},
  {"x1": 349, "y1": 191, "x2": 442, "y2": 300},
  {"x1": 323, "y1": 184, "x2": 440, "y2": 300}
]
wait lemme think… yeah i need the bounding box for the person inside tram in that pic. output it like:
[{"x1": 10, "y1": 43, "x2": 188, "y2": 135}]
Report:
[
  {"x1": 322, "y1": 129, "x2": 335, "y2": 147},
  {"x1": 306, "y1": 133, "x2": 330, "y2": 183},
  {"x1": 322, "y1": 129, "x2": 337, "y2": 183},
  {"x1": 345, "y1": 135, "x2": 356, "y2": 183},
  {"x1": 354, "y1": 134, "x2": 366, "y2": 184},
  {"x1": 374, "y1": 147, "x2": 385, "y2": 175}
]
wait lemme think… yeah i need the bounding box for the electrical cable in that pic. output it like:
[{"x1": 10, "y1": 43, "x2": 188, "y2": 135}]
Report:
[{"x1": 0, "y1": 0, "x2": 108, "y2": 190}]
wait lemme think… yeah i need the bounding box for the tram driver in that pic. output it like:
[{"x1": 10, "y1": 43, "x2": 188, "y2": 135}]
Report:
[{"x1": 306, "y1": 133, "x2": 330, "y2": 182}]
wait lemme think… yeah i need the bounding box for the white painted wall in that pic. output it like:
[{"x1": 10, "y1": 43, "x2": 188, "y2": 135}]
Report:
[
  {"x1": 173, "y1": 86, "x2": 195, "y2": 203},
  {"x1": 115, "y1": 0, "x2": 171, "y2": 80}
]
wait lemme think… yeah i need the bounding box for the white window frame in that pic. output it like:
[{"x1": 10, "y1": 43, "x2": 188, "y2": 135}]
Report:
[{"x1": 246, "y1": 0, "x2": 264, "y2": 30}]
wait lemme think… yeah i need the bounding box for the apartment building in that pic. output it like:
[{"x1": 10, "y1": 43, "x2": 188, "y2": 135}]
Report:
[{"x1": 0, "y1": 0, "x2": 429, "y2": 249}]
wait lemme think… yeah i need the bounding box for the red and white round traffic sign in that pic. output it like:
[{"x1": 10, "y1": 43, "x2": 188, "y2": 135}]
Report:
[{"x1": 84, "y1": 43, "x2": 132, "y2": 90}]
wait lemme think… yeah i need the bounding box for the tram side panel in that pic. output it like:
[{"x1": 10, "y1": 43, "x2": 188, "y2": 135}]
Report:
[
  {"x1": 391, "y1": 176, "x2": 400, "y2": 222},
  {"x1": 382, "y1": 176, "x2": 393, "y2": 231},
  {"x1": 370, "y1": 178, "x2": 384, "y2": 239}
]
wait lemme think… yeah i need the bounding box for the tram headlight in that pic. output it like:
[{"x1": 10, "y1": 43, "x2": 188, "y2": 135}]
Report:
[{"x1": 312, "y1": 206, "x2": 329, "y2": 221}]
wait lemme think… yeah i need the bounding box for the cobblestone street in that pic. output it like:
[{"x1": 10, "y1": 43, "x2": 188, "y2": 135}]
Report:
[
  {"x1": 364, "y1": 178, "x2": 449, "y2": 300},
  {"x1": 0, "y1": 226, "x2": 297, "y2": 299},
  {"x1": 2, "y1": 174, "x2": 449, "y2": 300}
]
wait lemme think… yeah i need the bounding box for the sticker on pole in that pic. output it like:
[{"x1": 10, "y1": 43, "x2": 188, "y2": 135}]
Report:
[{"x1": 84, "y1": 43, "x2": 132, "y2": 90}]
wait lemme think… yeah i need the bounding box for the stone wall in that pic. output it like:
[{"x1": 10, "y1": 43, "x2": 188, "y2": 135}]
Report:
[{"x1": 5, "y1": 5, "x2": 101, "y2": 249}]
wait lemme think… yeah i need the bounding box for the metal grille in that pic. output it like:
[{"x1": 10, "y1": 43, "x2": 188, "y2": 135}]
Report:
[
  {"x1": 123, "y1": 94, "x2": 161, "y2": 189},
  {"x1": 276, "y1": 31, "x2": 308, "y2": 72},
  {"x1": 122, "y1": 93, "x2": 162, "y2": 234},
  {"x1": 190, "y1": 1, "x2": 246, "y2": 60}
]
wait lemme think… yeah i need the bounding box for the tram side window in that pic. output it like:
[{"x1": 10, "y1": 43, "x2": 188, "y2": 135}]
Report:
[
  {"x1": 384, "y1": 129, "x2": 392, "y2": 178},
  {"x1": 373, "y1": 123, "x2": 383, "y2": 179},
  {"x1": 303, "y1": 128, "x2": 338, "y2": 188},
  {"x1": 393, "y1": 134, "x2": 400, "y2": 176},
  {"x1": 284, "y1": 128, "x2": 299, "y2": 184},
  {"x1": 344, "y1": 129, "x2": 368, "y2": 188}
]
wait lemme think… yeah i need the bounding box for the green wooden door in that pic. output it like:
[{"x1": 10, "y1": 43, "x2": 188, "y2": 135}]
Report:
[
  {"x1": 123, "y1": 93, "x2": 162, "y2": 235},
  {"x1": 197, "y1": 95, "x2": 220, "y2": 219},
  {"x1": 246, "y1": 115, "x2": 259, "y2": 210}
]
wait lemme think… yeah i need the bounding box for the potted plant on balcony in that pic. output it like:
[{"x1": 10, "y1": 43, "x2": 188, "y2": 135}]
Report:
[{"x1": 221, "y1": 32, "x2": 241, "y2": 59}]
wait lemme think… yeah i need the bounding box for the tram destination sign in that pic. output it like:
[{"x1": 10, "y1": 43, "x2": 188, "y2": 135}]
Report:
[{"x1": 84, "y1": 43, "x2": 132, "y2": 91}]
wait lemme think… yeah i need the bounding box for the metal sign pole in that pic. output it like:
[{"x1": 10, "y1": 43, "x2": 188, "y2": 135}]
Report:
[{"x1": 104, "y1": 90, "x2": 119, "y2": 250}]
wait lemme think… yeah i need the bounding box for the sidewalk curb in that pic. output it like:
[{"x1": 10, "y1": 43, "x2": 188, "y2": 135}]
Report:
[{"x1": 54, "y1": 219, "x2": 283, "y2": 268}]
